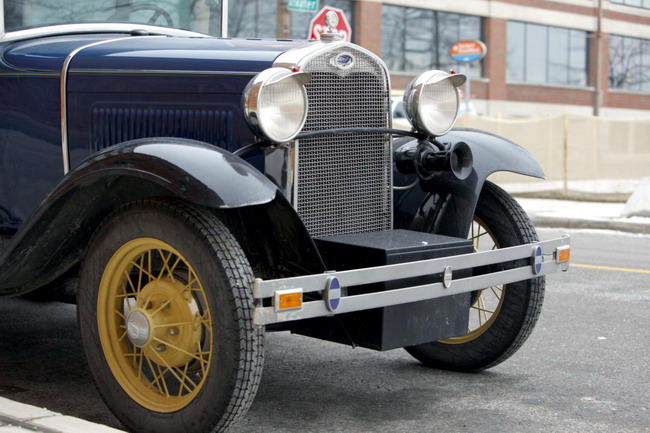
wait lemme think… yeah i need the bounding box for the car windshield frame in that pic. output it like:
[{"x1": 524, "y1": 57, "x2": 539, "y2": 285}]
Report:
[{"x1": 0, "y1": 0, "x2": 229, "y2": 40}]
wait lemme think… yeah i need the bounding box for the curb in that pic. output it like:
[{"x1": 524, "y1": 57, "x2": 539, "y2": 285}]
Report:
[
  {"x1": 0, "y1": 397, "x2": 124, "y2": 433},
  {"x1": 530, "y1": 215, "x2": 650, "y2": 235}
]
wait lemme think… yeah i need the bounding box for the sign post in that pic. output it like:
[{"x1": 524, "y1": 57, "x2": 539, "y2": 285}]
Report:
[
  {"x1": 309, "y1": 6, "x2": 351, "y2": 41},
  {"x1": 449, "y1": 40, "x2": 487, "y2": 115}
]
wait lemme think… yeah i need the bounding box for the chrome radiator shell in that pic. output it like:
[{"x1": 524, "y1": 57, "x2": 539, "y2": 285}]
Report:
[{"x1": 274, "y1": 42, "x2": 392, "y2": 238}]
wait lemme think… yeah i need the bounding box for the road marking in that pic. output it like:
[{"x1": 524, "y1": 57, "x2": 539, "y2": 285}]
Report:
[{"x1": 572, "y1": 263, "x2": 650, "y2": 274}]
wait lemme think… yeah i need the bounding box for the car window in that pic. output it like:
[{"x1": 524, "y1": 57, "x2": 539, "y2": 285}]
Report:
[{"x1": 3, "y1": 0, "x2": 221, "y2": 35}]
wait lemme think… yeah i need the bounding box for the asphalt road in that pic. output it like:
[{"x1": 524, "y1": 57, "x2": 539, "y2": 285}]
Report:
[{"x1": 0, "y1": 228, "x2": 648, "y2": 432}]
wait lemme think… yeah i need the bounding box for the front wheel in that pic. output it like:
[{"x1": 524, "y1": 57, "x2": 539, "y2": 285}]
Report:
[
  {"x1": 406, "y1": 181, "x2": 545, "y2": 372},
  {"x1": 78, "y1": 200, "x2": 263, "y2": 433}
]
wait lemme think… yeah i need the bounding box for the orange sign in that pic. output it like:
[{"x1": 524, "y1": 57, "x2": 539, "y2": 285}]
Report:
[{"x1": 449, "y1": 40, "x2": 487, "y2": 63}]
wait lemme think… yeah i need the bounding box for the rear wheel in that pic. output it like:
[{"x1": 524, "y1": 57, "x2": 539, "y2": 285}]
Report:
[
  {"x1": 78, "y1": 200, "x2": 263, "y2": 432},
  {"x1": 405, "y1": 181, "x2": 545, "y2": 372}
]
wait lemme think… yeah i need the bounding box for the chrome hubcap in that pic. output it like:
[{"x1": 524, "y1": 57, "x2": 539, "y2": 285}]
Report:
[{"x1": 126, "y1": 310, "x2": 152, "y2": 347}]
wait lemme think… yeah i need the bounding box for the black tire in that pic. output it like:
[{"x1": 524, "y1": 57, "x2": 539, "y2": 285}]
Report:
[
  {"x1": 405, "y1": 181, "x2": 545, "y2": 372},
  {"x1": 78, "y1": 200, "x2": 263, "y2": 433}
]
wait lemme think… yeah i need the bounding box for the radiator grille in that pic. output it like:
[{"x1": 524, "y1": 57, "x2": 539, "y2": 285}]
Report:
[
  {"x1": 92, "y1": 106, "x2": 235, "y2": 151},
  {"x1": 297, "y1": 46, "x2": 392, "y2": 238}
]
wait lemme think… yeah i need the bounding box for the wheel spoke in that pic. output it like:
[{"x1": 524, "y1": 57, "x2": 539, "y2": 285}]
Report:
[
  {"x1": 153, "y1": 320, "x2": 210, "y2": 329},
  {"x1": 153, "y1": 337, "x2": 209, "y2": 366},
  {"x1": 150, "y1": 288, "x2": 187, "y2": 317},
  {"x1": 471, "y1": 230, "x2": 490, "y2": 242},
  {"x1": 479, "y1": 292, "x2": 488, "y2": 323},
  {"x1": 150, "y1": 350, "x2": 195, "y2": 395},
  {"x1": 155, "y1": 363, "x2": 171, "y2": 397},
  {"x1": 156, "y1": 249, "x2": 176, "y2": 281},
  {"x1": 135, "y1": 347, "x2": 145, "y2": 380},
  {"x1": 197, "y1": 339, "x2": 208, "y2": 376},
  {"x1": 136, "y1": 254, "x2": 145, "y2": 295},
  {"x1": 471, "y1": 305, "x2": 495, "y2": 314},
  {"x1": 130, "y1": 260, "x2": 156, "y2": 280},
  {"x1": 150, "y1": 276, "x2": 201, "y2": 318},
  {"x1": 143, "y1": 356, "x2": 166, "y2": 395}
]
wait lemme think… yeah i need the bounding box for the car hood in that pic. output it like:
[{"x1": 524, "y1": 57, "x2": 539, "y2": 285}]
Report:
[{"x1": 3, "y1": 33, "x2": 308, "y2": 74}]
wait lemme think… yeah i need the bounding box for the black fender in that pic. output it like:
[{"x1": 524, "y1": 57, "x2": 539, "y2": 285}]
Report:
[
  {"x1": 0, "y1": 138, "x2": 323, "y2": 295},
  {"x1": 394, "y1": 128, "x2": 545, "y2": 238}
]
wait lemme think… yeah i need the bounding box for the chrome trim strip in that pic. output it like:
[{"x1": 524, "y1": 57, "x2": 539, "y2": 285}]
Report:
[
  {"x1": 0, "y1": 23, "x2": 207, "y2": 43},
  {"x1": 60, "y1": 37, "x2": 132, "y2": 174},
  {"x1": 252, "y1": 235, "x2": 570, "y2": 326},
  {"x1": 0, "y1": 72, "x2": 59, "y2": 77},
  {"x1": 221, "y1": 0, "x2": 229, "y2": 38},
  {"x1": 0, "y1": 0, "x2": 5, "y2": 39},
  {"x1": 69, "y1": 69, "x2": 256, "y2": 77}
]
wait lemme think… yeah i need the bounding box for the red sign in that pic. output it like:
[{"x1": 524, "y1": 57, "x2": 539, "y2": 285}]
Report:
[
  {"x1": 449, "y1": 40, "x2": 487, "y2": 63},
  {"x1": 309, "y1": 6, "x2": 351, "y2": 42}
]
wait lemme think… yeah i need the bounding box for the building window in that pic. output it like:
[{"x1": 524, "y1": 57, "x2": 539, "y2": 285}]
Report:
[
  {"x1": 610, "y1": 0, "x2": 650, "y2": 10},
  {"x1": 507, "y1": 21, "x2": 588, "y2": 86},
  {"x1": 228, "y1": 0, "x2": 354, "y2": 40},
  {"x1": 609, "y1": 35, "x2": 650, "y2": 91},
  {"x1": 381, "y1": 5, "x2": 483, "y2": 77}
]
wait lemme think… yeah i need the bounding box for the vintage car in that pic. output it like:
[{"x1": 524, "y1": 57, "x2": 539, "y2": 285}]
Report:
[{"x1": 0, "y1": 1, "x2": 571, "y2": 432}]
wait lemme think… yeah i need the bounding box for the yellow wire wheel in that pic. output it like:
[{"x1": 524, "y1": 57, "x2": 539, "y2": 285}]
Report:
[
  {"x1": 404, "y1": 181, "x2": 545, "y2": 372},
  {"x1": 79, "y1": 200, "x2": 264, "y2": 432},
  {"x1": 439, "y1": 216, "x2": 505, "y2": 345},
  {"x1": 97, "y1": 237, "x2": 212, "y2": 412}
]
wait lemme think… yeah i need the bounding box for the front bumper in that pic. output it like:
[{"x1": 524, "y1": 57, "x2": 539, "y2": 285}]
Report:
[{"x1": 252, "y1": 235, "x2": 570, "y2": 327}]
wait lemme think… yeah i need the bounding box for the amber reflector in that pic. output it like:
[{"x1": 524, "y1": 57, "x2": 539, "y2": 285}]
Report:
[
  {"x1": 557, "y1": 246, "x2": 571, "y2": 263},
  {"x1": 275, "y1": 290, "x2": 303, "y2": 311}
]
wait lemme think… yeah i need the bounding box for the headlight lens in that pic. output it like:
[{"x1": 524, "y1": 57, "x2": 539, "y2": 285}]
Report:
[
  {"x1": 403, "y1": 70, "x2": 467, "y2": 137},
  {"x1": 243, "y1": 68, "x2": 309, "y2": 143}
]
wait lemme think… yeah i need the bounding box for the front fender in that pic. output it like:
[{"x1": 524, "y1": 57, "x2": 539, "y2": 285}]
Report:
[
  {"x1": 0, "y1": 138, "x2": 280, "y2": 295},
  {"x1": 394, "y1": 128, "x2": 545, "y2": 238}
]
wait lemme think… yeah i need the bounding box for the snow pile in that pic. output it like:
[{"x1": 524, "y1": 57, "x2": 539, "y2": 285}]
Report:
[{"x1": 622, "y1": 177, "x2": 650, "y2": 218}]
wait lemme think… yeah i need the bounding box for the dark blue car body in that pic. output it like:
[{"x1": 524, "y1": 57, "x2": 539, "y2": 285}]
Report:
[{"x1": 0, "y1": 34, "x2": 304, "y2": 232}]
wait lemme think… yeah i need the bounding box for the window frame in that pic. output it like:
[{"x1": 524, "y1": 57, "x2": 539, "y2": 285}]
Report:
[{"x1": 506, "y1": 20, "x2": 589, "y2": 88}]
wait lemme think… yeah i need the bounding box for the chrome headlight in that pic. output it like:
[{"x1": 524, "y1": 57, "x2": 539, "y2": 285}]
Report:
[
  {"x1": 242, "y1": 68, "x2": 310, "y2": 143},
  {"x1": 403, "y1": 70, "x2": 467, "y2": 137}
]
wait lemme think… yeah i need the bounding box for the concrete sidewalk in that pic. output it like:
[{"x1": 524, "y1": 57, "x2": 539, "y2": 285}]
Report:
[
  {"x1": 0, "y1": 397, "x2": 124, "y2": 433},
  {"x1": 517, "y1": 197, "x2": 650, "y2": 234},
  {"x1": 508, "y1": 177, "x2": 650, "y2": 234}
]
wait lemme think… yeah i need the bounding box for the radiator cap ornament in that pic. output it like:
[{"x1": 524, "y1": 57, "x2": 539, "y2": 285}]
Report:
[
  {"x1": 320, "y1": 10, "x2": 343, "y2": 42},
  {"x1": 325, "y1": 11, "x2": 339, "y2": 29}
]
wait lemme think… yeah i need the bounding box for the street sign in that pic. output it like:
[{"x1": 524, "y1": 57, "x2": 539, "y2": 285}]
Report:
[
  {"x1": 287, "y1": 0, "x2": 319, "y2": 13},
  {"x1": 449, "y1": 40, "x2": 487, "y2": 63},
  {"x1": 309, "y1": 6, "x2": 351, "y2": 41}
]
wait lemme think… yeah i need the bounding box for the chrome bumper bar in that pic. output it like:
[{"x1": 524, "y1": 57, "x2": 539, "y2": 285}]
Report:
[{"x1": 252, "y1": 236, "x2": 570, "y2": 327}]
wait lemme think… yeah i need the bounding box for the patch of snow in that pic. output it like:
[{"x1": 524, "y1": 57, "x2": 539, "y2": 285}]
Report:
[{"x1": 622, "y1": 177, "x2": 650, "y2": 218}]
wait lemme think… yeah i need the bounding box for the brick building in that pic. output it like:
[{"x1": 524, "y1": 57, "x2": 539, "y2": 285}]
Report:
[{"x1": 230, "y1": 0, "x2": 650, "y2": 118}]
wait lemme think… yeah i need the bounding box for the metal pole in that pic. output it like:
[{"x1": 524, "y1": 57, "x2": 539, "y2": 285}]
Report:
[
  {"x1": 593, "y1": 0, "x2": 603, "y2": 116},
  {"x1": 563, "y1": 114, "x2": 569, "y2": 197},
  {"x1": 221, "y1": 0, "x2": 229, "y2": 38},
  {"x1": 465, "y1": 67, "x2": 471, "y2": 115}
]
